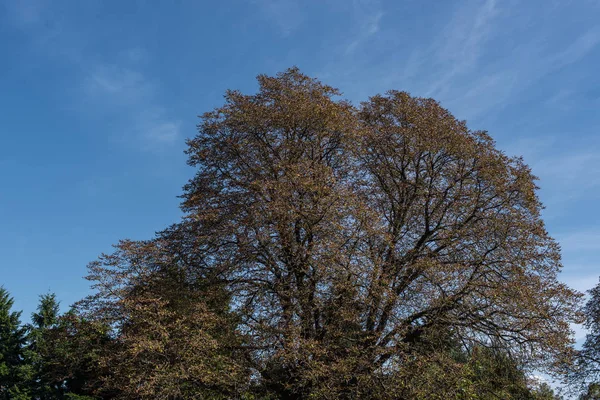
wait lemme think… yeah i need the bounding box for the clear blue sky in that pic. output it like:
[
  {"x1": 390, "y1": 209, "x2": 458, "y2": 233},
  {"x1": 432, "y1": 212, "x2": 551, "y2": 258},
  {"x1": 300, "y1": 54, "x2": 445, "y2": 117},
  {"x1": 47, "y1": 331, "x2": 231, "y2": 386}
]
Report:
[{"x1": 1, "y1": 0, "x2": 599, "y2": 335}]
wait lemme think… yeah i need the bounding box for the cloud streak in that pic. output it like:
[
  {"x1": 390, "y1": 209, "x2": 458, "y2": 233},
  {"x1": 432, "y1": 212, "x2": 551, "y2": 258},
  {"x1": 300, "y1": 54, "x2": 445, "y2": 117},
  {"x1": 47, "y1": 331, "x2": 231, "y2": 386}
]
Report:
[
  {"x1": 551, "y1": 26, "x2": 600, "y2": 69},
  {"x1": 6, "y1": 2, "x2": 180, "y2": 151},
  {"x1": 84, "y1": 63, "x2": 181, "y2": 148},
  {"x1": 254, "y1": 0, "x2": 304, "y2": 36},
  {"x1": 382, "y1": 1, "x2": 600, "y2": 122},
  {"x1": 425, "y1": 0, "x2": 499, "y2": 99},
  {"x1": 344, "y1": 0, "x2": 384, "y2": 55}
]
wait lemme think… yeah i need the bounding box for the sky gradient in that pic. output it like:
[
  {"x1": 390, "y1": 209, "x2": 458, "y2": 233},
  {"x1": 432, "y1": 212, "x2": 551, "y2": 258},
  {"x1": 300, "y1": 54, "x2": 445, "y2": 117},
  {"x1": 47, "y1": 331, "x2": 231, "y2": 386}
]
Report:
[{"x1": 1, "y1": 0, "x2": 599, "y2": 340}]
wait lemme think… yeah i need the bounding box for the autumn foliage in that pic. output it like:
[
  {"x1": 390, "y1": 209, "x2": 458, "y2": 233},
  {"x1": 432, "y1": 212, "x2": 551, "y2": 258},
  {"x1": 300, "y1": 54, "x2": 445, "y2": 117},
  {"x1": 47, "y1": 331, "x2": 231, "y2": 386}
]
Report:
[{"x1": 1, "y1": 69, "x2": 583, "y2": 399}]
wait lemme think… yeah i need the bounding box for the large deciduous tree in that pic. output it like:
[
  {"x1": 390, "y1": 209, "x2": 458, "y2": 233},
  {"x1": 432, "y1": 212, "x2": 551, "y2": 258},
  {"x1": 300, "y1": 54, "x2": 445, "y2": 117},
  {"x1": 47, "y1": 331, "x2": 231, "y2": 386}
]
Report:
[{"x1": 83, "y1": 68, "x2": 582, "y2": 399}]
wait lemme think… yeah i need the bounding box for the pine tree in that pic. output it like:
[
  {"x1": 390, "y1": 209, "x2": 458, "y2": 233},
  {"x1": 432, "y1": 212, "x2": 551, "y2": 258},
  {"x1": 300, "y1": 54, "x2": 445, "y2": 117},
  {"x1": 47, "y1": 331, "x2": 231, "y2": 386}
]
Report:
[
  {"x1": 0, "y1": 287, "x2": 29, "y2": 399},
  {"x1": 26, "y1": 293, "x2": 62, "y2": 399},
  {"x1": 41, "y1": 309, "x2": 115, "y2": 399},
  {"x1": 31, "y1": 293, "x2": 60, "y2": 330}
]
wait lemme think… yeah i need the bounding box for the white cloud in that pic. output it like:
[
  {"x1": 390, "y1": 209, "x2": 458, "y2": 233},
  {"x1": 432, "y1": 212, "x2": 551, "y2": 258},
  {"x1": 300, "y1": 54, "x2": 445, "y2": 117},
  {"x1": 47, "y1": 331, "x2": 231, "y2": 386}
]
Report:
[
  {"x1": 254, "y1": 0, "x2": 304, "y2": 36},
  {"x1": 383, "y1": 2, "x2": 600, "y2": 122},
  {"x1": 424, "y1": 0, "x2": 499, "y2": 99},
  {"x1": 86, "y1": 65, "x2": 154, "y2": 103},
  {"x1": 83, "y1": 61, "x2": 181, "y2": 149},
  {"x1": 5, "y1": 3, "x2": 179, "y2": 151},
  {"x1": 136, "y1": 117, "x2": 181, "y2": 147},
  {"x1": 551, "y1": 27, "x2": 600, "y2": 69},
  {"x1": 345, "y1": 0, "x2": 384, "y2": 55}
]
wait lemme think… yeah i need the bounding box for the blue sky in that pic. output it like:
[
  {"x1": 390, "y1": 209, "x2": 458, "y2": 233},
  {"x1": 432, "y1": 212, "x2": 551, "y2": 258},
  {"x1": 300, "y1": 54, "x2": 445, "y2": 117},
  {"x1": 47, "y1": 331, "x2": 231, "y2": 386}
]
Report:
[{"x1": 1, "y1": 0, "x2": 599, "y2": 335}]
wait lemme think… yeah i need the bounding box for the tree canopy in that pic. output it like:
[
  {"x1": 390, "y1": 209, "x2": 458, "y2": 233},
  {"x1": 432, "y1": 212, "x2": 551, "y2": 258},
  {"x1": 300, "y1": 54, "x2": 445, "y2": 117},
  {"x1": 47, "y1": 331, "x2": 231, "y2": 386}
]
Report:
[
  {"x1": 1, "y1": 68, "x2": 583, "y2": 399},
  {"x1": 165, "y1": 68, "x2": 579, "y2": 396}
]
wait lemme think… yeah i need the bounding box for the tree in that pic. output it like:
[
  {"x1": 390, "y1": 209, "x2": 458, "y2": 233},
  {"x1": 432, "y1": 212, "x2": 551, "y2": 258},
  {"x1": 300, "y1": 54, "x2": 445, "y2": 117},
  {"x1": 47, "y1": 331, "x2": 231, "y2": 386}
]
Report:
[
  {"x1": 175, "y1": 67, "x2": 582, "y2": 398},
  {"x1": 41, "y1": 309, "x2": 116, "y2": 399},
  {"x1": 571, "y1": 278, "x2": 600, "y2": 397},
  {"x1": 580, "y1": 382, "x2": 600, "y2": 400},
  {"x1": 26, "y1": 293, "x2": 62, "y2": 399},
  {"x1": 31, "y1": 293, "x2": 60, "y2": 331},
  {"x1": 80, "y1": 239, "x2": 250, "y2": 399},
  {"x1": 0, "y1": 287, "x2": 29, "y2": 399},
  {"x1": 79, "y1": 68, "x2": 582, "y2": 398},
  {"x1": 532, "y1": 382, "x2": 563, "y2": 400},
  {"x1": 377, "y1": 327, "x2": 562, "y2": 399}
]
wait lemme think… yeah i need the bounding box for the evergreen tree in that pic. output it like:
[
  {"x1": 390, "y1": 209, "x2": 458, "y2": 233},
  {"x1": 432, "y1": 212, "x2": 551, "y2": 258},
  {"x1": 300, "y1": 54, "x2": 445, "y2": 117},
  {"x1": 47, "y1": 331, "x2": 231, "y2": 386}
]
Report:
[
  {"x1": 0, "y1": 287, "x2": 29, "y2": 399},
  {"x1": 31, "y1": 293, "x2": 60, "y2": 330},
  {"x1": 25, "y1": 293, "x2": 110, "y2": 399},
  {"x1": 41, "y1": 310, "x2": 115, "y2": 399},
  {"x1": 26, "y1": 293, "x2": 62, "y2": 399}
]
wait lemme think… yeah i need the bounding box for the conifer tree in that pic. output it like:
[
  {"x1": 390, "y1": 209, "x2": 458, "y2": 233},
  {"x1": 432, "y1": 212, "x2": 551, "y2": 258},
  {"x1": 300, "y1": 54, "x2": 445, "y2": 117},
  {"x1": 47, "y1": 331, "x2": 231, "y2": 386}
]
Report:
[
  {"x1": 0, "y1": 287, "x2": 29, "y2": 399},
  {"x1": 26, "y1": 293, "x2": 62, "y2": 399},
  {"x1": 42, "y1": 310, "x2": 115, "y2": 399}
]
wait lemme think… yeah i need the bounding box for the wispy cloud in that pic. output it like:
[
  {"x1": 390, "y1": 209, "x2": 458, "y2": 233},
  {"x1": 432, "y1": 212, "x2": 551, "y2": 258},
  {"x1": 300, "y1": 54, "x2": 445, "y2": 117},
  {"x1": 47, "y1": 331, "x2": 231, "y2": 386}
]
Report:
[
  {"x1": 530, "y1": 151, "x2": 600, "y2": 206},
  {"x1": 502, "y1": 135, "x2": 600, "y2": 209},
  {"x1": 425, "y1": 0, "x2": 499, "y2": 99},
  {"x1": 345, "y1": 0, "x2": 384, "y2": 55},
  {"x1": 381, "y1": 1, "x2": 600, "y2": 121},
  {"x1": 135, "y1": 113, "x2": 182, "y2": 147},
  {"x1": 551, "y1": 26, "x2": 600, "y2": 69},
  {"x1": 84, "y1": 63, "x2": 181, "y2": 148},
  {"x1": 455, "y1": 25, "x2": 600, "y2": 119},
  {"x1": 85, "y1": 66, "x2": 154, "y2": 105},
  {"x1": 254, "y1": 0, "x2": 304, "y2": 36},
  {"x1": 6, "y1": 2, "x2": 180, "y2": 151}
]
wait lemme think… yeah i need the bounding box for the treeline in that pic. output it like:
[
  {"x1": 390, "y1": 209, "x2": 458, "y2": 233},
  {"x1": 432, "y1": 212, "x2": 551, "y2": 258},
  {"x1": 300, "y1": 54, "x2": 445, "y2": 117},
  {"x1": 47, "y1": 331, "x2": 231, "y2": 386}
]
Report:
[
  {"x1": 0, "y1": 285, "x2": 564, "y2": 399},
  {"x1": 0, "y1": 289, "x2": 108, "y2": 399},
  {"x1": 1, "y1": 68, "x2": 599, "y2": 399}
]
